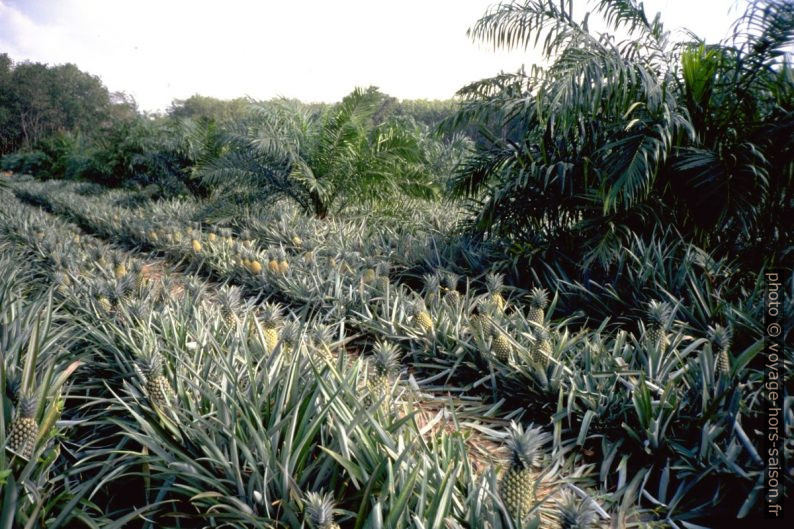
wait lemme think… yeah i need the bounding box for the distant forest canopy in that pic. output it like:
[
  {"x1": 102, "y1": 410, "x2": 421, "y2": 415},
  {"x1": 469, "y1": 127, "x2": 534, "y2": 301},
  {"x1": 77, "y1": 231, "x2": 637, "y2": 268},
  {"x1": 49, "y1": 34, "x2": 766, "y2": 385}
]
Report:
[{"x1": 0, "y1": 52, "x2": 459, "y2": 156}]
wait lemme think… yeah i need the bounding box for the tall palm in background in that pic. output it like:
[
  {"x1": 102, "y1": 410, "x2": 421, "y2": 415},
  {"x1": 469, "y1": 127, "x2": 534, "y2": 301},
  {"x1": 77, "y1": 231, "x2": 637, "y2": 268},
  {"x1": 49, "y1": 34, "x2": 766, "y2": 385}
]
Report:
[
  {"x1": 449, "y1": 0, "x2": 793, "y2": 269},
  {"x1": 200, "y1": 87, "x2": 437, "y2": 218}
]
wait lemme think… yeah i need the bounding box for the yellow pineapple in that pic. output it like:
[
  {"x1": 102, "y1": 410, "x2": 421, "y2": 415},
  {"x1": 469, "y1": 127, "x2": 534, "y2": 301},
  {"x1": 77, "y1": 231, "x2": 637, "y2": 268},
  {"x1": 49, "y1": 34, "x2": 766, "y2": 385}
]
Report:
[
  {"x1": 192, "y1": 239, "x2": 202, "y2": 253},
  {"x1": 527, "y1": 287, "x2": 549, "y2": 326},
  {"x1": 486, "y1": 272, "x2": 506, "y2": 311}
]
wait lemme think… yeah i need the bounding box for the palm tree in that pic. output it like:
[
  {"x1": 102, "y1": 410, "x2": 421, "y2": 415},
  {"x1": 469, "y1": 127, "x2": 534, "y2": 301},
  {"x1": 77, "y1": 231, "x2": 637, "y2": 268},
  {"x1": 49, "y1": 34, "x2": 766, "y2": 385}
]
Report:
[
  {"x1": 200, "y1": 87, "x2": 437, "y2": 218},
  {"x1": 449, "y1": 0, "x2": 793, "y2": 268}
]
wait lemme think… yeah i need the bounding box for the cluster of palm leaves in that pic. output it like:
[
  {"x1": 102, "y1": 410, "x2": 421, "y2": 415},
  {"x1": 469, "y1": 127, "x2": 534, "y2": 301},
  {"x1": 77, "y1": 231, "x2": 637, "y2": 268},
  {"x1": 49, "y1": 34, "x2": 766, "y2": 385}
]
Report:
[{"x1": 447, "y1": 0, "x2": 793, "y2": 271}]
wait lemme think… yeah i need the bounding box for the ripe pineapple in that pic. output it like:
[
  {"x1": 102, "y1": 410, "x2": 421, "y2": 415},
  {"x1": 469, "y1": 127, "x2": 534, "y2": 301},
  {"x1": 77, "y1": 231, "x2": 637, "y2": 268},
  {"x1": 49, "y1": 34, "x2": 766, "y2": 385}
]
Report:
[
  {"x1": 279, "y1": 320, "x2": 300, "y2": 357},
  {"x1": 208, "y1": 231, "x2": 218, "y2": 242},
  {"x1": 532, "y1": 328, "x2": 552, "y2": 366},
  {"x1": 556, "y1": 489, "x2": 598, "y2": 529},
  {"x1": 259, "y1": 302, "x2": 283, "y2": 352},
  {"x1": 491, "y1": 328, "x2": 512, "y2": 362},
  {"x1": 268, "y1": 250, "x2": 280, "y2": 273},
  {"x1": 249, "y1": 259, "x2": 263, "y2": 274},
  {"x1": 443, "y1": 272, "x2": 461, "y2": 304},
  {"x1": 277, "y1": 249, "x2": 289, "y2": 274},
  {"x1": 527, "y1": 287, "x2": 549, "y2": 326},
  {"x1": 645, "y1": 300, "x2": 672, "y2": 351},
  {"x1": 500, "y1": 422, "x2": 550, "y2": 521},
  {"x1": 411, "y1": 300, "x2": 434, "y2": 334},
  {"x1": 709, "y1": 324, "x2": 732, "y2": 375},
  {"x1": 113, "y1": 257, "x2": 128, "y2": 280},
  {"x1": 292, "y1": 235, "x2": 303, "y2": 247},
  {"x1": 218, "y1": 285, "x2": 242, "y2": 326},
  {"x1": 143, "y1": 354, "x2": 175, "y2": 410},
  {"x1": 304, "y1": 491, "x2": 340, "y2": 529},
  {"x1": 6, "y1": 395, "x2": 38, "y2": 459},
  {"x1": 192, "y1": 239, "x2": 202, "y2": 253},
  {"x1": 486, "y1": 272, "x2": 506, "y2": 311},
  {"x1": 362, "y1": 267, "x2": 377, "y2": 284}
]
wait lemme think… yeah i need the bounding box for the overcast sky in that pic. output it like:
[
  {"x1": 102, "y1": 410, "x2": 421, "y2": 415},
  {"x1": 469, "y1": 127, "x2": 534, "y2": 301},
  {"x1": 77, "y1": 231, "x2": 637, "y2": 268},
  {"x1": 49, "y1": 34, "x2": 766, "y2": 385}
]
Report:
[{"x1": 0, "y1": 0, "x2": 742, "y2": 112}]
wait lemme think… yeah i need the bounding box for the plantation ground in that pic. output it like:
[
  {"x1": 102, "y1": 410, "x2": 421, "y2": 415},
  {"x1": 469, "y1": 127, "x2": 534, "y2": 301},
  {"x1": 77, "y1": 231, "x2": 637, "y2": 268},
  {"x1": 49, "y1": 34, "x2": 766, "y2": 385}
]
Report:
[{"x1": 0, "y1": 176, "x2": 789, "y2": 528}]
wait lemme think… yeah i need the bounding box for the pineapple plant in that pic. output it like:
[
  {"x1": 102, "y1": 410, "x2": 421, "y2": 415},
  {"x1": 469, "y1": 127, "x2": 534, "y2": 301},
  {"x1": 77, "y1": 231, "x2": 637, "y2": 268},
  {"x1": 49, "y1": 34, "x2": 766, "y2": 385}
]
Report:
[
  {"x1": 304, "y1": 491, "x2": 340, "y2": 529},
  {"x1": 500, "y1": 422, "x2": 550, "y2": 522},
  {"x1": 527, "y1": 287, "x2": 549, "y2": 326},
  {"x1": 556, "y1": 489, "x2": 598, "y2": 529},
  {"x1": 709, "y1": 324, "x2": 732, "y2": 375},
  {"x1": 490, "y1": 327, "x2": 512, "y2": 363},
  {"x1": 443, "y1": 272, "x2": 461, "y2": 304},
  {"x1": 645, "y1": 300, "x2": 673, "y2": 351},
  {"x1": 486, "y1": 272, "x2": 506, "y2": 311},
  {"x1": 218, "y1": 285, "x2": 242, "y2": 327},
  {"x1": 6, "y1": 394, "x2": 38, "y2": 459},
  {"x1": 143, "y1": 354, "x2": 175, "y2": 410},
  {"x1": 423, "y1": 273, "x2": 442, "y2": 305}
]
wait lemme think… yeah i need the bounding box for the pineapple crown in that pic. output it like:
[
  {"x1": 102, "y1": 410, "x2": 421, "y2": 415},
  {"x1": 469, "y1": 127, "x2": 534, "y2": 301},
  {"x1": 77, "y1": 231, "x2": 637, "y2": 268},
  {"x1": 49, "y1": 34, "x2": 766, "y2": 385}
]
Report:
[
  {"x1": 260, "y1": 302, "x2": 283, "y2": 326},
  {"x1": 375, "y1": 262, "x2": 390, "y2": 276},
  {"x1": 485, "y1": 272, "x2": 504, "y2": 294},
  {"x1": 130, "y1": 261, "x2": 144, "y2": 275},
  {"x1": 423, "y1": 273, "x2": 441, "y2": 294},
  {"x1": 372, "y1": 341, "x2": 401, "y2": 377},
  {"x1": 128, "y1": 299, "x2": 151, "y2": 321},
  {"x1": 116, "y1": 274, "x2": 137, "y2": 295},
  {"x1": 529, "y1": 287, "x2": 549, "y2": 309},
  {"x1": 557, "y1": 489, "x2": 598, "y2": 529},
  {"x1": 444, "y1": 271, "x2": 460, "y2": 291},
  {"x1": 708, "y1": 324, "x2": 732, "y2": 351},
  {"x1": 18, "y1": 394, "x2": 38, "y2": 419},
  {"x1": 304, "y1": 491, "x2": 337, "y2": 527},
  {"x1": 505, "y1": 422, "x2": 550, "y2": 470},
  {"x1": 143, "y1": 354, "x2": 165, "y2": 379},
  {"x1": 646, "y1": 300, "x2": 673, "y2": 329},
  {"x1": 218, "y1": 285, "x2": 242, "y2": 310},
  {"x1": 312, "y1": 324, "x2": 334, "y2": 346},
  {"x1": 280, "y1": 320, "x2": 301, "y2": 347}
]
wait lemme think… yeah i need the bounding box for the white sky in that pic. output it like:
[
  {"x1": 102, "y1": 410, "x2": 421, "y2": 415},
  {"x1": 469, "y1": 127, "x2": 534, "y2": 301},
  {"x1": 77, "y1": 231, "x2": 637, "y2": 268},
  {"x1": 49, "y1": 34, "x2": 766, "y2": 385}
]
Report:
[{"x1": 0, "y1": 0, "x2": 742, "y2": 112}]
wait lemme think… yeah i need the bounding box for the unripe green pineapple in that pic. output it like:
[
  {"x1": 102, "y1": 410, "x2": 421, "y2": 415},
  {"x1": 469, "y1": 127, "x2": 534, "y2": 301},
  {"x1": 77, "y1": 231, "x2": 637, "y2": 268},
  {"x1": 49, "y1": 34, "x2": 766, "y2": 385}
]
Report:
[
  {"x1": 491, "y1": 328, "x2": 512, "y2": 362},
  {"x1": 218, "y1": 285, "x2": 242, "y2": 327},
  {"x1": 709, "y1": 324, "x2": 732, "y2": 375},
  {"x1": 304, "y1": 491, "x2": 340, "y2": 529},
  {"x1": 532, "y1": 329, "x2": 552, "y2": 366},
  {"x1": 469, "y1": 304, "x2": 494, "y2": 338},
  {"x1": 645, "y1": 300, "x2": 672, "y2": 351},
  {"x1": 486, "y1": 272, "x2": 506, "y2": 312},
  {"x1": 443, "y1": 272, "x2": 461, "y2": 304},
  {"x1": 423, "y1": 273, "x2": 442, "y2": 305},
  {"x1": 6, "y1": 395, "x2": 38, "y2": 459},
  {"x1": 527, "y1": 287, "x2": 549, "y2": 326},
  {"x1": 365, "y1": 341, "x2": 400, "y2": 408},
  {"x1": 500, "y1": 422, "x2": 550, "y2": 522},
  {"x1": 556, "y1": 489, "x2": 598, "y2": 529},
  {"x1": 279, "y1": 320, "x2": 300, "y2": 357},
  {"x1": 312, "y1": 324, "x2": 336, "y2": 364},
  {"x1": 131, "y1": 261, "x2": 147, "y2": 290},
  {"x1": 143, "y1": 355, "x2": 175, "y2": 410}
]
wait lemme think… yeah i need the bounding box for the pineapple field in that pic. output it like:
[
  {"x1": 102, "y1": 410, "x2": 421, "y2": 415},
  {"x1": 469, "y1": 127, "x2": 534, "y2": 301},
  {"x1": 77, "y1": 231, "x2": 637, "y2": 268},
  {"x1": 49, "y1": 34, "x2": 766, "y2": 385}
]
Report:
[{"x1": 0, "y1": 0, "x2": 792, "y2": 527}]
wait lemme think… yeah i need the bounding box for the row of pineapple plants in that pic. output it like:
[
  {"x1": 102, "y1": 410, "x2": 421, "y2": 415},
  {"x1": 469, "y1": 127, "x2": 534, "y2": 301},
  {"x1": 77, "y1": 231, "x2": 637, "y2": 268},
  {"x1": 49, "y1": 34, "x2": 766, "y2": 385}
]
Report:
[
  {"x1": 9, "y1": 179, "x2": 792, "y2": 523},
  {"x1": 0, "y1": 189, "x2": 604, "y2": 527}
]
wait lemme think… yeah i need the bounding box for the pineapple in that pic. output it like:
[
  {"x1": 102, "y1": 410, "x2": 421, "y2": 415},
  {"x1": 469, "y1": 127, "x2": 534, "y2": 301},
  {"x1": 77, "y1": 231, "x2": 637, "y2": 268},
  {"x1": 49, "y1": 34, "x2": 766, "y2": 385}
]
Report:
[
  {"x1": 218, "y1": 285, "x2": 242, "y2": 326},
  {"x1": 411, "y1": 300, "x2": 434, "y2": 334},
  {"x1": 423, "y1": 273, "x2": 442, "y2": 305},
  {"x1": 500, "y1": 422, "x2": 550, "y2": 521},
  {"x1": 113, "y1": 257, "x2": 128, "y2": 280},
  {"x1": 249, "y1": 259, "x2": 263, "y2": 274},
  {"x1": 312, "y1": 324, "x2": 336, "y2": 364},
  {"x1": 362, "y1": 267, "x2": 377, "y2": 284},
  {"x1": 486, "y1": 272, "x2": 506, "y2": 311},
  {"x1": 709, "y1": 324, "x2": 732, "y2": 375},
  {"x1": 259, "y1": 302, "x2": 283, "y2": 352},
  {"x1": 268, "y1": 250, "x2": 280, "y2": 273},
  {"x1": 53, "y1": 271, "x2": 71, "y2": 295},
  {"x1": 6, "y1": 395, "x2": 38, "y2": 459},
  {"x1": 491, "y1": 328, "x2": 512, "y2": 363},
  {"x1": 292, "y1": 235, "x2": 303, "y2": 247},
  {"x1": 208, "y1": 231, "x2": 218, "y2": 242},
  {"x1": 556, "y1": 489, "x2": 598, "y2": 529},
  {"x1": 374, "y1": 262, "x2": 390, "y2": 291},
  {"x1": 645, "y1": 300, "x2": 672, "y2": 351},
  {"x1": 192, "y1": 239, "x2": 202, "y2": 253},
  {"x1": 143, "y1": 354, "x2": 175, "y2": 410},
  {"x1": 277, "y1": 249, "x2": 289, "y2": 274},
  {"x1": 304, "y1": 491, "x2": 340, "y2": 529},
  {"x1": 527, "y1": 287, "x2": 549, "y2": 326},
  {"x1": 470, "y1": 302, "x2": 495, "y2": 338},
  {"x1": 366, "y1": 341, "x2": 400, "y2": 408},
  {"x1": 443, "y1": 272, "x2": 461, "y2": 304},
  {"x1": 279, "y1": 320, "x2": 300, "y2": 357},
  {"x1": 131, "y1": 261, "x2": 147, "y2": 290},
  {"x1": 532, "y1": 328, "x2": 552, "y2": 366}
]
